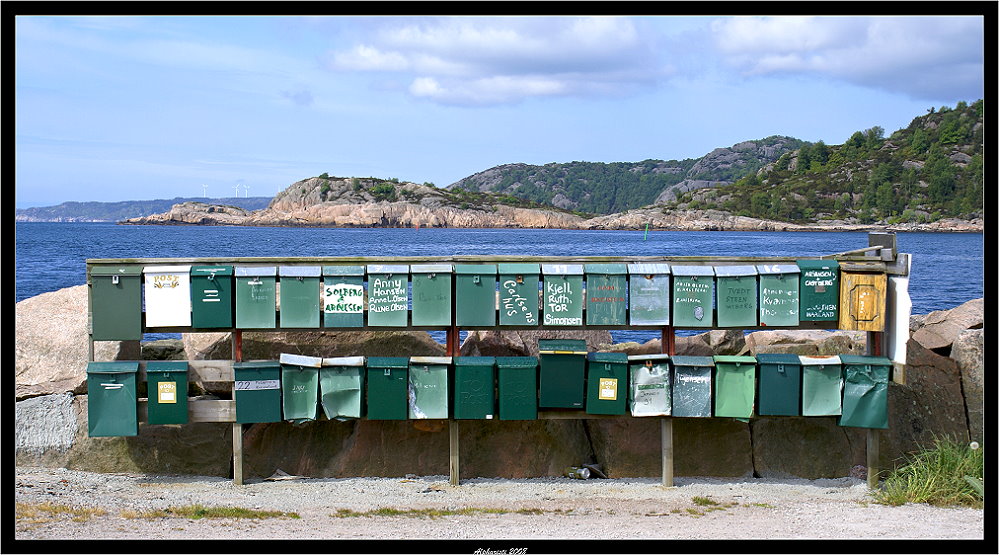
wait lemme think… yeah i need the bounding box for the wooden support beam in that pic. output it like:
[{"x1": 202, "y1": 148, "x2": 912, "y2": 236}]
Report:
[
  {"x1": 661, "y1": 417, "x2": 674, "y2": 487},
  {"x1": 867, "y1": 429, "x2": 880, "y2": 490},
  {"x1": 232, "y1": 423, "x2": 244, "y2": 486},
  {"x1": 449, "y1": 419, "x2": 460, "y2": 486}
]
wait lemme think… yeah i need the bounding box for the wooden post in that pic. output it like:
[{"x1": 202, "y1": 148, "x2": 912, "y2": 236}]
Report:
[
  {"x1": 661, "y1": 325, "x2": 675, "y2": 487},
  {"x1": 449, "y1": 419, "x2": 460, "y2": 486},
  {"x1": 867, "y1": 429, "x2": 880, "y2": 489},
  {"x1": 232, "y1": 330, "x2": 244, "y2": 486}
]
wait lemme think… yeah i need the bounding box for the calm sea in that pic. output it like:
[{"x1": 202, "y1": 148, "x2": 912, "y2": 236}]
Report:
[{"x1": 14, "y1": 223, "x2": 984, "y2": 344}]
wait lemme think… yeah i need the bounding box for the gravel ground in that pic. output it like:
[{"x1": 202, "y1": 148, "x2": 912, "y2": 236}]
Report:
[{"x1": 14, "y1": 465, "x2": 985, "y2": 547}]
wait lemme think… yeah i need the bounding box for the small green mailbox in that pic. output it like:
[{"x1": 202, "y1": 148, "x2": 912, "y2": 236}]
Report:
[
  {"x1": 713, "y1": 355, "x2": 757, "y2": 419},
  {"x1": 714, "y1": 265, "x2": 758, "y2": 328},
  {"x1": 455, "y1": 265, "x2": 497, "y2": 327},
  {"x1": 191, "y1": 265, "x2": 234, "y2": 328},
  {"x1": 542, "y1": 264, "x2": 584, "y2": 326},
  {"x1": 411, "y1": 264, "x2": 453, "y2": 327},
  {"x1": 87, "y1": 362, "x2": 139, "y2": 437},
  {"x1": 671, "y1": 356, "x2": 713, "y2": 418},
  {"x1": 279, "y1": 266, "x2": 321, "y2": 329},
  {"x1": 453, "y1": 356, "x2": 496, "y2": 419},
  {"x1": 628, "y1": 264, "x2": 671, "y2": 326},
  {"x1": 797, "y1": 259, "x2": 840, "y2": 322},
  {"x1": 408, "y1": 357, "x2": 451, "y2": 419},
  {"x1": 319, "y1": 356, "x2": 366, "y2": 420},
  {"x1": 585, "y1": 352, "x2": 628, "y2": 415},
  {"x1": 585, "y1": 264, "x2": 628, "y2": 326},
  {"x1": 838, "y1": 355, "x2": 891, "y2": 429},
  {"x1": 234, "y1": 361, "x2": 283, "y2": 424},
  {"x1": 280, "y1": 354, "x2": 322, "y2": 423},
  {"x1": 538, "y1": 339, "x2": 587, "y2": 409},
  {"x1": 496, "y1": 356, "x2": 538, "y2": 420},
  {"x1": 235, "y1": 267, "x2": 277, "y2": 329},
  {"x1": 628, "y1": 354, "x2": 672, "y2": 417},
  {"x1": 800, "y1": 355, "x2": 843, "y2": 416},
  {"x1": 322, "y1": 266, "x2": 365, "y2": 328},
  {"x1": 90, "y1": 265, "x2": 143, "y2": 341},
  {"x1": 757, "y1": 264, "x2": 801, "y2": 327},
  {"x1": 498, "y1": 263, "x2": 540, "y2": 326},
  {"x1": 671, "y1": 266, "x2": 715, "y2": 328},
  {"x1": 366, "y1": 265, "x2": 409, "y2": 327},
  {"x1": 756, "y1": 353, "x2": 802, "y2": 416},
  {"x1": 145, "y1": 361, "x2": 188, "y2": 425},
  {"x1": 366, "y1": 357, "x2": 409, "y2": 420}
]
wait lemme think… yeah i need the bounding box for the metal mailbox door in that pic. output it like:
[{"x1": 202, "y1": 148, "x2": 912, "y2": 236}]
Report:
[
  {"x1": 191, "y1": 265, "x2": 234, "y2": 328},
  {"x1": 585, "y1": 352, "x2": 628, "y2": 415},
  {"x1": 455, "y1": 265, "x2": 497, "y2": 327},
  {"x1": 366, "y1": 357, "x2": 409, "y2": 420},
  {"x1": 366, "y1": 265, "x2": 409, "y2": 327},
  {"x1": 496, "y1": 357, "x2": 538, "y2": 420},
  {"x1": 585, "y1": 264, "x2": 628, "y2": 326},
  {"x1": 86, "y1": 362, "x2": 139, "y2": 437},
  {"x1": 498, "y1": 263, "x2": 540, "y2": 326},
  {"x1": 757, "y1": 264, "x2": 801, "y2": 327},
  {"x1": 756, "y1": 353, "x2": 802, "y2": 416},
  {"x1": 838, "y1": 355, "x2": 891, "y2": 429},
  {"x1": 408, "y1": 357, "x2": 451, "y2": 419},
  {"x1": 671, "y1": 356, "x2": 714, "y2": 417},
  {"x1": 90, "y1": 265, "x2": 143, "y2": 341},
  {"x1": 279, "y1": 354, "x2": 322, "y2": 423},
  {"x1": 143, "y1": 265, "x2": 192, "y2": 328},
  {"x1": 411, "y1": 264, "x2": 453, "y2": 326},
  {"x1": 537, "y1": 339, "x2": 587, "y2": 408},
  {"x1": 235, "y1": 267, "x2": 277, "y2": 329},
  {"x1": 671, "y1": 266, "x2": 715, "y2": 328},
  {"x1": 453, "y1": 357, "x2": 496, "y2": 420},
  {"x1": 233, "y1": 361, "x2": 283, "y2": 424},
  {"x1": 542, "y1": 264, "x2": 584, "y2": 326},
  {"x1": 627, "y1": 264, "x2": 671, "y2": 326},
  {"x1": 714, "y1": 265, "x2": 758, "y2": 328},
  {"x1": 279, "y1": 266, "x2": 321, "y2": 329},
  {"x1": 796, "y1": 260, "x2": 839, "y2": 322},
  {"x1": 800, "y1": 356, "x2": 843, "y2": 416},
  {"x1": 145, "y1": 361, "x2": 188, "y2": 425},
  {"x1": 322, "y1": 266, "x2": 365, "y2": 328},
  {"x1": 713, "y1": 355, "x2": 757, "y2": 419},
  {"x1": 628, "y1": 354, "x2": 671, "y2": 417},
  {"x1": 319, "y1": 356, "x2": 366, "y2": 420}
]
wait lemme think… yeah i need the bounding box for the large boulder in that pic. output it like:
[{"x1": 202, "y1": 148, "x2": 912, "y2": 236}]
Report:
[
  {"x1": 910, "y1": 298, "x2": 983, "y2": 353},
  {"x1": 182, "y1": 330, "x2": 446, "y2": 361},
  {"x1": 949, "y1": 329, "x2": 984, "y2": 443},
  {"x1": 745, "y1": 329, "x2": 866, "y2": 356},
  {"x1": 459, "y1": 329, "x2": 612, "y2": 356}
]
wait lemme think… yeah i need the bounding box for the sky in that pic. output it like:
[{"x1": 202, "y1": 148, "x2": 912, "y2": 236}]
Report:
[{"x1": 13, "y1": 13, "x2": 986, "y2": 209}]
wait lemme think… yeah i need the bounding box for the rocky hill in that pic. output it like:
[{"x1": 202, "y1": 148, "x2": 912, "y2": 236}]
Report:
[{"x1": 15, "y1": 197, "x2": 272, "y2": 222}]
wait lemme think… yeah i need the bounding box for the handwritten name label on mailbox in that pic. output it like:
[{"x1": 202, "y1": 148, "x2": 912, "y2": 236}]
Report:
[
  {"x1": 324, "y1": 284, "x2": 364, "y2": 313},
  {"x1": 542, "y1": 264, "x2": 583, "y2": 326}
]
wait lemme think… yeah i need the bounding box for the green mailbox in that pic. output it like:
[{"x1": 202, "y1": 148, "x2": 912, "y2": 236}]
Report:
[
  {"x1": 628, "y1": 354, "x2": 672, "y2": 417},
  {"x1": 585, "y1": 264, "x2": 628, "y2": 326},
  {"x1": 756, "y1": 353, "x2": 802, "y2": 416},
  {"x1": 498, "y1": 263, "x2": 540, "y2": 326},
  {"x1": 408, "y1": 356, "x2": 451, "y2": 419},
  {"x1": 235, "y1": 266, "x2": 277, "y2": 329},
  {"x1": 585, "y1": 352, "x2": 628, "y2": 415},
  {"x1": 757, "y1": 264, "x2": 801, "y2": 327},
  {"x1": 411, "y1": 264, "x2": 453, "y2": 327},
  {"x1": 671, "y1": 266, "x2": 715, "y2": 328},
  {"x1": 191, "y1": 265, "x2": 234, "y2": 328},
  {"x1": 800, "y1": 355, "x2": 843, "y2": 416},
  {"x1": 280, "y1": 354, "x2": 322, "y2": 424},
  {"x1": 713, "y1": 355, "x2": 757, "y2": 419},
  {"x1": 145, "y1": 361, "x2": 188, "y2": 425},
  {"x1": 322, "y1": 266, "x2": 365, "y2": 328},
  {"x1": 279, "y1": 266, "x2": 321, "y2": 329},
  {"x1": 319, "y1": 356, "x2": 366, "y2": 420},
  {"x1": 496, "y1": 356, "x2": 538, "y2": 420},
  {"x1": 90, "y1": 265, "x2": 143, "y2": 341},
  {"x1": 366, "y1": 265, "x2": 409, "y2": 327},
  {"x1": 233, "y1": 361, "x2": 283, "y2": 424},
  {"x1": 797, "y1": 259, "x2": 840, "y2": 322},
  {"x1": 538, "y1": 339, "x2": 587, "y2": 409},
  {"x1": 455, "y1": 265, "x2": 497, "y2": 327},
  {"x1": 628, "y1": 264, "x2": 671, "y2": 326},
  {"x1": 838, "y1": 355, "x2": 891, "y2": 429},
  {"x1": 715, "y1": 265, "x2": 758, "y2": 328},
  {"x1": 671, "y1": 356, "x2": 713, "y2": 418},
  {"x1": 86, "y1": 362, "x2": 139, "y2": 437},
  {"x1": 542, "y1": 264, "x2": 584, "y2": 326},
  {"x1": 366, "y1": 357, "x2": 409, "y2": 420},
  {"x1": 454, "y1": 356, "x2": 496, "y2": 419}
]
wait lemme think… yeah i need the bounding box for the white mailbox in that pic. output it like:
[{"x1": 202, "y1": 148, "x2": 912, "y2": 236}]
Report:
[{"x1": 143, "y1": 265, "x2": 192, "y2": 328}]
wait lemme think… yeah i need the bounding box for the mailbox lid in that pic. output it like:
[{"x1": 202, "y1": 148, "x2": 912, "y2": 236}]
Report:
[
  {"x1": 538, "y1": 339, "x2": 588, "y2": 354},
  {"x1": 322, "y1": 356, "x2": 366, "y2": 367},
  {"x1": 498, "y1": 263, "x2": 541, "y2": 275},
  {"x1": 839, "y1": 355, "x2": 892, "y2": 368},
  {"x1": 367, "y1": 357, "x2": 410, "y2": 369},
  {"x1": 756, "y1": 264, "x2": 800, "y2": 276},
  {"x1": 587, "y1": 352, "x2": 629, "y2": 364},
  {"x1": 799, "y1": 355, "x2": 842, "y2": 366},
  {"x1": 191, "y1": 265, "x2": 234, "y2": 277},
  {"x1": 411, "y1": 264, "x2": 453, "y2": 274},
  {"x1": 496, "y1": 356, "x2": 539, "y2": 369},
  {"x1": 454, "y1": 356, "x2": 497, "y2": 367},
  {"x1": 756, "y1": 353, "x2": 801, "y2": 365},
  {"x1": 584, "y1": 263, "x2": 627, "y2": 275},
  {"x1": 627, "y1": 263, "x2": 670, "y2": 276},
  {"x1": 322, "y1": 265, "x2": 365, "y2": 277},
  {"x1": 671, "y1": 265, "x2": 714, "y2": 277},
  {"x1": 146, "y1": 361, "x2": 188, "y2": 373},
  {"x1": 279, "y1": 265, "x2": 321, "y2": 277},
  {"x1": 87, "y1": 361, "x2": 140, "y2": 374},
  {"x1": 712, "y1": 355, "x2": 758, "y2": 366},
  {"x1": 713, "y1": 265, "x2": 758, "y2": 277},
  {"x1": 366, "y1": 264, "x2": 409, "y2": 275},
  {"x1": 542, "y1": 263, "x2": 584, "y2": 275},
  {"x1": 92, "y1": 265, "x2": 143, "y2": 277},
  {"x1": 143, "y1": 265, "x2": 192, "y2": 275},
  {"x1": 279, "y1": 353, "x2": 323, "y2": 368},
  {"x1": 235, "y1": 266, "x2": 277, "y2": 277},
  {"x1": 670, "y1": 356, "x2": 715, "y2": 368},
  {"x1": 455, "y1": 264, "x2": 497, "y2": 275}
]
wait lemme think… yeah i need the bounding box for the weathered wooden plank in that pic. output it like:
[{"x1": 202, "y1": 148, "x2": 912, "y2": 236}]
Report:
[{"x1": 137, "y1": 399, "x2": 235, "y2": 423}]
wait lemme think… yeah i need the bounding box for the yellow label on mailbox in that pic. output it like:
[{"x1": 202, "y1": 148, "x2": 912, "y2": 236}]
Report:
[
  {"x1": 598, "y1": 378, "x2": 618, "y2": 401},
  {"x1": 158, "y1": 381, "x2": 177, "y2": 404}
]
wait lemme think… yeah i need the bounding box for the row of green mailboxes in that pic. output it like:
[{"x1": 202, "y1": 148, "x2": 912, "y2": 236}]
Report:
[
  {"x1": 86, "y1": 343, "x2": 891, "y2": 437},
  {"x1": 90, "y1": 261, "x2": 848, "y2": 340}
]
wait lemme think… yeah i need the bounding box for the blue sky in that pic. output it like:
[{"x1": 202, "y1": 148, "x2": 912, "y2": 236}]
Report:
[{"x1": 14, "y1": 14, "x2": 985, "y2": 208}]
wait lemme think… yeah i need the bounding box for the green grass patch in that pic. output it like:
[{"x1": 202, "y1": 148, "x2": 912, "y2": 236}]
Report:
[
  {"x1": 126, "y1": 504, "x2": 299, "y2": 520},
  {"x1": 691, "y1": 496, "x2": 719, "y2": 507},
  {"x1": 872, "y1": 436, "x2": 984, "y2": 508}
]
